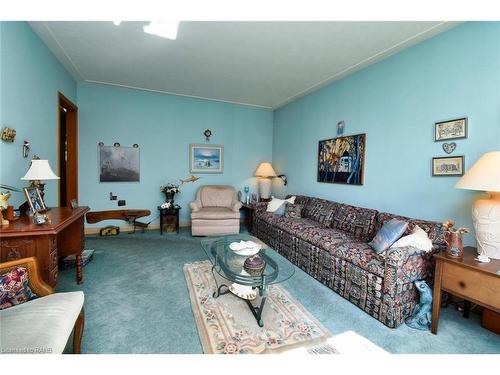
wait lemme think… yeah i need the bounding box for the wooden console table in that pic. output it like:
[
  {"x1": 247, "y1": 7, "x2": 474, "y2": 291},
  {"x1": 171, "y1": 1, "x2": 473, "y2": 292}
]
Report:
[
  {"x1": 0, "y1": 207, "x2": 89, "y2": 287},
  {"x1": 431, "y1": 246, "x2": 500, "y2": 334}
]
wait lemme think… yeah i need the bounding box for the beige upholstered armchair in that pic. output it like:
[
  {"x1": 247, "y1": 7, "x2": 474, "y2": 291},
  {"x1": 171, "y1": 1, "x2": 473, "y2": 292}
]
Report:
[{"x1": 190, "y1": 185, "x2": 242, "y2": 236}]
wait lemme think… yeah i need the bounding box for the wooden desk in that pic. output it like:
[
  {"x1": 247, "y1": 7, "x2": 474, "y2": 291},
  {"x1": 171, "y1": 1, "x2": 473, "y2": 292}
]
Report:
[
  {"x1": 431, "y1": 246, "x2": 500, "y2": 334},
  {"x1": 0, "y1": 207, "x2": 89, "y2": 287}
]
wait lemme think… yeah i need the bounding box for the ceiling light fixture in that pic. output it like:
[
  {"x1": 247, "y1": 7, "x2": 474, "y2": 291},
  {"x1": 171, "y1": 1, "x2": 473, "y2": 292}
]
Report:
[
  {"x1": 112, "y1": 21, "x2": 122, "y2": 26},
  {"x1": 143, "y1": 21, "x2": 179, "y2": 40}
]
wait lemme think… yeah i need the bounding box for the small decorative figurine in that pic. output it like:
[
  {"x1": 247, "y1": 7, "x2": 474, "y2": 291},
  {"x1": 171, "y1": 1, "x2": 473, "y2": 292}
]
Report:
[
  {"x1": 405, "y1": 280, "x2": 432, "y2": 331},
  {"x1": 204, "y1": 129, "x2": 212, "y2": 142},
  {"x1": 442, "y1": 220, "x2": 469, "y2": 259},
  {"x1": 0, "y1": 191, "x2": 12, "y2": 225},
  {"x1": 33, "y1": 211, "x2": 48, "y2": 225},
  {"x1": 1, "y1": 127, "x2": 16, "y2": 142}
]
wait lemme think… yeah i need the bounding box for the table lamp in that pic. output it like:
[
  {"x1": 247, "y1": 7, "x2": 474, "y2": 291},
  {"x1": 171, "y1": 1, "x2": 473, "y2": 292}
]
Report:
[
  {"x1": 255, "y1": 162, "x2": 277, "y2": 199},
  {"x1": 455, "y1": 151, "x2": 500, "y2": 262},
  {"x1": 21, "y1": 159, "x2": 60, "y2": 203}
]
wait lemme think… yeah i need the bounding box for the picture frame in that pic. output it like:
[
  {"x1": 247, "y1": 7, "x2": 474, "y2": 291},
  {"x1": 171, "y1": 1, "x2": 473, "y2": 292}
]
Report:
[
  {"x1": 190, "y1": 144, "x2": 224, "y2": 173},
  {"x1": 317, "y1": 133, "x2": 366, "y2": 185},
  {"x1": 434, "y1": 117, "x2": 467, "y2": 141},
  {"x1": 23, "y1": 186, "x2": 47, "y2": 213},
  {"x1": 432, "y1": 156, "x2": 465, "y2": 177},
  {"x1": 70, "y1": 198, "x2": 78, "y2": 209},
  {"x1": 99, "y1": 144, "x2": 140, "y2": 182}
]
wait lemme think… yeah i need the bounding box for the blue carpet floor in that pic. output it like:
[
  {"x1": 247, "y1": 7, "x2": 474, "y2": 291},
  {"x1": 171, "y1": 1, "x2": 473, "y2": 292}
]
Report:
[{"x1": 58, "y1": 229, "x2": 500, "y2": 354}]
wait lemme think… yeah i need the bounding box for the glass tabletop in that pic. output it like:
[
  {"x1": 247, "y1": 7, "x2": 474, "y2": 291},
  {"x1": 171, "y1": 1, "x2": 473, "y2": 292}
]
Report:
[{"x1": 201, "y1": 234, "x2": 295, "y2": 287}]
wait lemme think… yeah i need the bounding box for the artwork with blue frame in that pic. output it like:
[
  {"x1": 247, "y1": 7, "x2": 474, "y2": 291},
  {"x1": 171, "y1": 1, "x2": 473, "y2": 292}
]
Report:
[{"x1": 317, "y1": 133, "x2": 366, "y2": 185}]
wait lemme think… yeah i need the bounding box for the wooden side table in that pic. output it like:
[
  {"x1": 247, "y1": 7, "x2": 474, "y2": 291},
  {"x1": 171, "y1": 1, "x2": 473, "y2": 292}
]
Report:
[
  {"x1": 431, "y1": 246, "x2": 500, "y2": 334},
  {"x1": 240, "y1": 203, "x2": 254, "y2": 232},
  {"x1": 158, "y1": 206, "x2": 181, "y2": 234}
]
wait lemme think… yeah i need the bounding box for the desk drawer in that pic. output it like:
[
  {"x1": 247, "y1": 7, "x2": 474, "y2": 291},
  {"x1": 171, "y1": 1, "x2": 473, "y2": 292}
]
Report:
[{"x1": 442, "y1": 262, "x2": 500, "y2": 310}]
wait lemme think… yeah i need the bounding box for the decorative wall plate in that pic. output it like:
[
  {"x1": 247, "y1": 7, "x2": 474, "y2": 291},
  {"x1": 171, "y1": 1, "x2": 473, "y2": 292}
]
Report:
[{"x1": 442, "y1": 142, "x2": 457, "y2": 154}]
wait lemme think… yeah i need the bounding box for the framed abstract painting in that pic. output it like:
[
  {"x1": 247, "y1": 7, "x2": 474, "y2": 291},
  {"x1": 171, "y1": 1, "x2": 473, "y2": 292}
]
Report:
[
  {"x1": 190, "y1": 144, "x2": 224, "y2": 173},
  {"x1": 317, "y1": 133, "x2": 366, "y2": 185}
]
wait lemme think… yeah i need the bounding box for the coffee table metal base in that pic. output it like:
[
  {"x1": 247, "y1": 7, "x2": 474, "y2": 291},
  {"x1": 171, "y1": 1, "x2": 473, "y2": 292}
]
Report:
[{"x1": 211, "y1": 266, "x2": 267, "y2": 327}]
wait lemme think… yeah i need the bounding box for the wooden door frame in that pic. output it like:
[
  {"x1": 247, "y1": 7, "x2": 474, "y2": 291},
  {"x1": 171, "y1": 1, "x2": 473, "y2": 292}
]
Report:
[{"x1": 57, "y1": 92, "x2": 78, "y2": 207}]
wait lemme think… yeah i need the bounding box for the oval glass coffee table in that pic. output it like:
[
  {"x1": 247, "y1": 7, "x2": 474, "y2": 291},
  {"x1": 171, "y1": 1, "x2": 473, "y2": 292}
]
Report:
[{"x1": 201, "y1": 235, "x2": 295, "y2": 327}]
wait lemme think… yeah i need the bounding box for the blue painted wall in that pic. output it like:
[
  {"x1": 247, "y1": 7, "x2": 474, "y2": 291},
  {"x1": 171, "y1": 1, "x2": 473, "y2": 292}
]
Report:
[
  {"x1": 0, "y1": 22, "x2": 77, "y2": 207},
  {"x1": 77, "y1": 82, "x2": 273, "y2": 227},
  {"x1": 272, "y1": 22, "x2": 500, "y2": 245}
]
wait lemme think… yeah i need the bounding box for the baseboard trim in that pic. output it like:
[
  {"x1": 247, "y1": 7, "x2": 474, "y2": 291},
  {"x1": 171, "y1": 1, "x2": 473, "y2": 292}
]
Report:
[{"x1": 84, "y1": 223, "x2": 191, "y2": 235}]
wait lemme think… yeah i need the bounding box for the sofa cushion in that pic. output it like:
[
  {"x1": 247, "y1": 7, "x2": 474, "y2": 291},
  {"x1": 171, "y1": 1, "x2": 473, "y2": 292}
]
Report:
[
  {"x1": 303, "y1": 198, "x2": 339, "y2": 226},
  {"x1": 284, "y1": 203, "x2": 303, "y2": 219},
  {"x1": 0, "y1": 291, "x2": 84, "y2": 354},
  {"x1": 330, "y1": 242, "x2": 386, "y2": 277},
  {"x1": 199, "y1": 186, "x2": 235, "y2": 208},
  {"x1": 376, "y1": 212, "x2": 445, "y2": 246},
  {"x1": 330, "y1": 204, "x2": 378, "y2": 241},
  {"x1": 0, "y1": 267, "x2": 37, "y2": 310},
  {"x1": 369, "y1": 218, "x2": 408, "y2": 253},
  {"x1": 191, "y1": 207, "x2": 240, "y2": 220},
  {"x1": 297, "y1": 226, "x2": 357, "y2": 249},
  {"x1": 274, "y1": 217, "x2": 323, "y2": 235}
]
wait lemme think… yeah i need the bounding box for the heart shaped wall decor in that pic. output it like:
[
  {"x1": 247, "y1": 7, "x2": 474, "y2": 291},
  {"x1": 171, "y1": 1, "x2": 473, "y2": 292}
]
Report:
[{"x1": 442, "y1": 142, "x2": 457, "y2": 154}]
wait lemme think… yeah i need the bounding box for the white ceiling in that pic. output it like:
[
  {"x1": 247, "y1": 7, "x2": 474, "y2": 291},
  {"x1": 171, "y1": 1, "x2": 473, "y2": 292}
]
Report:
[{"x1": 30, "y1": 21, "x2": 459, "y2": 109}]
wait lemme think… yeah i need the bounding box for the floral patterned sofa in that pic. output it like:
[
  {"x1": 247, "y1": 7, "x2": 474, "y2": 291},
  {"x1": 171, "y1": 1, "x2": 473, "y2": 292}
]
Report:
[{"x1": 252, "y1": 195, "x2": 445, "y2": 328}]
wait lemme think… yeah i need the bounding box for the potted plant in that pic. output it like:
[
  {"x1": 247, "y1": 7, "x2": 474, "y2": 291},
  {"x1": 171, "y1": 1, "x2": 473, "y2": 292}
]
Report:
[{"x1": 160, "y1": 183, "x2": 181, "y2": 205}]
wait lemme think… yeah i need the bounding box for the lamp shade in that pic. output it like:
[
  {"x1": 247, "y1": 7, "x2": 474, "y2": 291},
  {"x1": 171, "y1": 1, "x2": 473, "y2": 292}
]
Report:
[
  {"x1": 21, "y1": 160, "x2": 60, "y2": 181},
  {"x1": 255, "y1": 162, "x2": 277, "y2": 177},
  {"x1": 455, "y1": 152, "x2": 500, "y2": 192}
]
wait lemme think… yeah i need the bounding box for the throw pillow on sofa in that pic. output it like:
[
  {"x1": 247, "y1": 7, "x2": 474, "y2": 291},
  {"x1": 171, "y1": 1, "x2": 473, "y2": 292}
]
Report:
[
  {"x1": 266, "y1": 196, "x2": 296, "y2": 214},
  {"x1": 0, "y1": 266, "x2": 38, "y2": 310},
  {"x1": 390, "y1": 225, "x2": 433, "y2": 252},
  {"x1": 368, "y1": 218, "x2": 408, "y2": 254},
  {"x1": 284, "y1": 203, "x2": 303, "y2": 218}
]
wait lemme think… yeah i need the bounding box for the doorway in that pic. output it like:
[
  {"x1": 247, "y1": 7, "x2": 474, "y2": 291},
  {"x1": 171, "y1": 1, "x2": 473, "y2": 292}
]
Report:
[{"x1": 58, "y1": 92, "x2": 78, "y2": 207}]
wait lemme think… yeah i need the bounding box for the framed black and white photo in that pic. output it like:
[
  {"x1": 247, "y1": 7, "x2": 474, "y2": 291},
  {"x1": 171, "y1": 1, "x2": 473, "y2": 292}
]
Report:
[
  {"x1": 70, "y1": 198, "x2": 78, "y2": 209},
  {"x1": 99, "y1": 144, "x2": 140, "y2": 182},
  {"x1": 23, "y1": 186, "x2": 47, "y2": 212},
  {"x1": 190, "y1": 144, "x2": 224, "y2": 173},
  {"x1": 434, "y1": 117, "x2": 467, "y2": 141},
  {"x1": 432, "y1": 156, "x2": 465, "y2": 177}
]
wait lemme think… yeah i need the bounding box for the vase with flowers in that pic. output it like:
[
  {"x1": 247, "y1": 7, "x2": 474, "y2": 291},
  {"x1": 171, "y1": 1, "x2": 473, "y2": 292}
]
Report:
[
  {"x1": 160, "y1": 183, "x2": 181, "y2": 206},
  {"x1": 442, "y1": 220, "x2": 470, "y2": 259}
]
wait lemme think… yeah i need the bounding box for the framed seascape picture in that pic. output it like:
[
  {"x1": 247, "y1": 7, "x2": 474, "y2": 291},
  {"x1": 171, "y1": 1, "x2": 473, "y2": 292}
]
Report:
[
  {"x1": 23, "y1": 186, "x2": 47, "y2": 212},
  {"x1": 99, "y1": 145, "x2": 140, "y2": 182},
  {"x1": 190, "y1": 144, "x2": 224, "y2": 173},
  {"x1": 434, "y1": 117, "x2": 467, "y2": 141},
  {"x1": 432, "y1": 156, "x2": 464, "y2": 177},
  {"x1": 318, "y1": 133, "x2": 366, "y2": 185}
]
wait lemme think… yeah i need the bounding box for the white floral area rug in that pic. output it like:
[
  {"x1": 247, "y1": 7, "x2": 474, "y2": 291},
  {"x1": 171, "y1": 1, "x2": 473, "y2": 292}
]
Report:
[{"x1": 184, "y1": 260, "x2": 334, "y2": 354}]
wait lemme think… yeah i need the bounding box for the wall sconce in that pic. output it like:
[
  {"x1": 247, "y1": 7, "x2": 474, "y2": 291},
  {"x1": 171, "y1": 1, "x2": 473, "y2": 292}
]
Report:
[{"x1": 278, "y1": 174, "x2": 288, "y2": 186}]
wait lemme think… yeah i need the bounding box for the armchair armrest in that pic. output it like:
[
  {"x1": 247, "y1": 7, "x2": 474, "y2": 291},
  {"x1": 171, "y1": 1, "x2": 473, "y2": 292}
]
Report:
[
  {"x1": 383, "y1": 246, "x2": 436, "y2": 298},
  {"x1": 231, "y1": 200, "x2": 243, "y2": 212},
  {"x1": 0, "y1": 257, "x2": 54, "y2": 297},
  {"x1": 190, "y1": 201, "x2": 202, "y2": 212}
]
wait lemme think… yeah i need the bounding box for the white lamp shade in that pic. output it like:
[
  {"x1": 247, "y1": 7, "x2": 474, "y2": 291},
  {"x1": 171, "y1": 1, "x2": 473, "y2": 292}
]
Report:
[
  {"x1": 255, "y1": 162, "x2": 277, "y2": 177},
  {"x1": 455, "y1": 151, "x2": 500, "y2": 192},
  {"x1": 21, "y1": 160, "x2": 60, "y2": 181}
]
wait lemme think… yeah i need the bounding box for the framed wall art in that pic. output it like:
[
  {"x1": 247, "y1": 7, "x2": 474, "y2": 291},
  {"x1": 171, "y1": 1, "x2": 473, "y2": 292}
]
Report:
[
  {"x1": 432, "y1": 156, "x2": 464, "y2": 177},
  {"x1": 190, "y1": 144, "x2": 224, "y2": 173},
  {"x1": 99, "y1": 144, "x2": 140, "y2": 182},
  {"x1": 318, "y1": 133, "x2": 366, "y2": 185},
  {"x1": 434, "y1": 117, "x2": 467, "y2": 141},
  {"x1": 23, "y1": 186, "x2": 47, "y2": 212}
]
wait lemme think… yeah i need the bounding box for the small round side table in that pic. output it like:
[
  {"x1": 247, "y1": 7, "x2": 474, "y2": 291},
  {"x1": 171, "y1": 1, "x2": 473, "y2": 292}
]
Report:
[{"x1": 158, "y1": 206, "x2": 181, "y2": 234}]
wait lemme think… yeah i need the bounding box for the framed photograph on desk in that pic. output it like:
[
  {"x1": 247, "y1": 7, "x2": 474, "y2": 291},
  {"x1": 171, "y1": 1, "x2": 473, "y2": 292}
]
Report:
[{"x1": 23, "y1": 186, "x2": 47, "y2": 212}]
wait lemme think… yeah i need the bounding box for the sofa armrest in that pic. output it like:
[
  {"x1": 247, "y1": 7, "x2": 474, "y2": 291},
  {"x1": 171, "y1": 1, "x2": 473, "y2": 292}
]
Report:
[
  {"x1": 231, "y1": 200, "x2": 243, "y2": 212},
  {"x1": 254, "y1": 202, "x2": 269, "y2": 215},
  {"x1": 383, "y1": 246, "x2": 436, "y2": 298},
  {"x1": 0, "y1": 257, "x2": 54, "y2": 297},
  {"x1": 190, "y1": 201, "x2": 201, "y2": 212}
]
